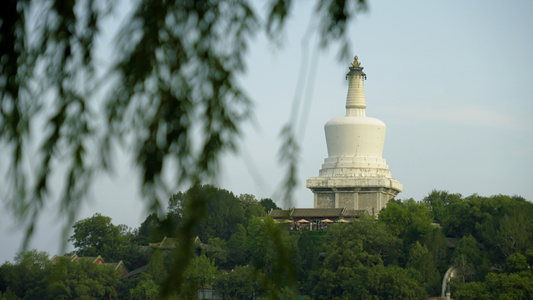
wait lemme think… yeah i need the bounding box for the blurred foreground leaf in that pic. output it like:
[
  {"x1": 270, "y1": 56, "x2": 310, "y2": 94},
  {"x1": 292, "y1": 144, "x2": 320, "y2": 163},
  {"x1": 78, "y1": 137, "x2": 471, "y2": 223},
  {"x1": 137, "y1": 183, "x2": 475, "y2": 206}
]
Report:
[{"x1": 1, "y1": 0, "x2": 367, "y2": 297}]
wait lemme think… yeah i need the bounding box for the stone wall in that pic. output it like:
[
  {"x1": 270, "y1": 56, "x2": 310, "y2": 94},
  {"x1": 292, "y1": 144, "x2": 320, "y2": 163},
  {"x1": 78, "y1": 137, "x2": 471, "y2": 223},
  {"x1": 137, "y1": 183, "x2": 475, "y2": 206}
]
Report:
[
  {"x1": 336, "y1": 192, "x2": 356, "y2": 209},
  {"x1": 311, "y1": 186, "x2": 398, "y2": 216},
  {"x1": 315, "y1": 192, "x2": 335, "y2": 208},
  {"x1": 358, "y1": 192, "x2": 379, "y2": 214}
]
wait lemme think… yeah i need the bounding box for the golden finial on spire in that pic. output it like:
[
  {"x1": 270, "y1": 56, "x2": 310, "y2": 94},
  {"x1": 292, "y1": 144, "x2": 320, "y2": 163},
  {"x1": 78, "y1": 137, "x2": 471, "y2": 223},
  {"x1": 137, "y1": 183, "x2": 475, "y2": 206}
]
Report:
[{"x1": 351, "y1": 56, "x2": 361, "y2": 67}]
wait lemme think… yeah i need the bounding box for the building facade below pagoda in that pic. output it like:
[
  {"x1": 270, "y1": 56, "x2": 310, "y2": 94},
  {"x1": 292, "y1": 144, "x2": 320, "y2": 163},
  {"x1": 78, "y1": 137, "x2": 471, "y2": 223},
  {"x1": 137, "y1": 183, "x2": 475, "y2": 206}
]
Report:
[{"x1": 306, "y1": 56, "x2": 402, "y2": 215}]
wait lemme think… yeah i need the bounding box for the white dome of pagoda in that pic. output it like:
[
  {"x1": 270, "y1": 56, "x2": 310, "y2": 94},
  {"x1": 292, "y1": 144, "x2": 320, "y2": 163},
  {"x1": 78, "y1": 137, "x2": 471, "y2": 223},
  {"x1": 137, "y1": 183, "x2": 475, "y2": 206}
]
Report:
[{"x1": 320, "y1": 56, "x2": 393, "y2": 178}]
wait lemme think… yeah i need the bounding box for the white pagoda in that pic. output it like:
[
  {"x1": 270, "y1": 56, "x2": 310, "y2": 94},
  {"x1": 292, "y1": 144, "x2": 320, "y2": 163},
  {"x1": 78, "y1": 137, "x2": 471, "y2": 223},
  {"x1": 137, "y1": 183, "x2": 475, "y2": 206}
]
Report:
[{"x1": 306, "y1": 56, "x2": 402, "y2": 215}]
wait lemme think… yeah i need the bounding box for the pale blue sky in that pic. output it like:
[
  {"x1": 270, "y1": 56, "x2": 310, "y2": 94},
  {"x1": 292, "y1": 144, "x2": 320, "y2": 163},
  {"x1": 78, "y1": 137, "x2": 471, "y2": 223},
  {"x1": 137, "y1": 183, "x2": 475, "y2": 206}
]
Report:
[
  {"x1": 1, "y1": 0, "x2": 532, "y2": 262},
  {"x1": 221, "y1": 0, "x2": 533, "y2": 205}
]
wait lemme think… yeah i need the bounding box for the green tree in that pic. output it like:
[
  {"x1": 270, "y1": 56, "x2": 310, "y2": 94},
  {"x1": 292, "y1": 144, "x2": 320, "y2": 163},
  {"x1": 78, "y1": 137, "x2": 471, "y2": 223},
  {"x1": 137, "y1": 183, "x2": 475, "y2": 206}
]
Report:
[
  {"x1": 425, "y1": 191, "x2": 532, "y2": 247},
  {"x1": 239, "y1": 193, "x2": 267, "y2": 227},
  {"x1": 486, "y1": 203, "x2": 533, "y2": 258},
  {"x1": 25, "y1": 257, "x2": 121, "y2": 300},
  {"x1": 421, "y1": 227, "x2": 449, "y2": 273},
  {"x1": 227, "y1": 224, "x2": 248, "y2": 268},
  {"x1": 129, "y1": 278, "x2": 159, "y2": 300},
  {"x1": 137, "y1": 213, "x2": 165, "y2": 244},
  {"x1": 312, "y1": 238, "x2": 370, "y2": 299},
  {"x1": 504, "y1": 252, "x2": 528, "y2": 274},
  {"x1": 423, "y1": 191, "x2": 467, "y2": 237},
  {"x1": 259, "y1": 198, "x2": 280, "y2": 214},
  {"x1": 246, "y1": 217, "x2": 272, "y2": 271},
  {"x1": 167, "y1": 185, "x2": 246, "y2": 241},
  {"x1": 311, "y1": 217, "x2": 408, "y2": 299},
  {"x1": 453, "y1": 272, "x2": 533, "y2": 299},
  {"x1": 484, "y1": 272, "x2": 533, "y2": 299},
  {"x1": 423, "y1": 191, "x2": 533, "y2": 274},
  {"x1": 330, "y1": 215, "x2": 402, "y2": 265},
  {"x1": 246, "y1": 216, "x2": 297, "y2": 298},
  {"x1": 69, "y1": 213, "x2": 141, "y2": 266},
  {"x1": 214, "y1": 265, "x2": 259, "y2": 299},
  {"x1": 297, "y1": 232, "x2": 320, "y2": 289},
  {"x1": 280, "y1": 285, "x2": 299, "y2": 300},
  {"x1": 364, "y1": 265, "x2": 426, "y2": 300},
  {"x1": 406, "y1": 242, "x2": 441, "y2": 294},
  {"x1": 312, "y1": 261, "x2": 426, "y2": 299},
  {"x1": 423, "y1": 190, "x2": 462, "y2": 223},
  {"x1": 0, "y1": 250, "x2": 49, "y2": 299},
  {"x1": 452, "y1": 235, "x2": 481, "y2": 283},
  {"x1": 451, "y1": 279, "x2": 488, "y2": 300},
  {"x1": 526, "y1": 249, "x2": 533, "y2": 268},
  {"x1": 206, "y1": 237, "x2": 229, "y2": 268},
  {"x1": 147, "y1": 250, "x2": 167, "y2": 285},
  {"x1": 379, "y1": 198, "x2": 433, "y2": 245},
  {"x1": 119, "y1": 251, "x2": 166, "y2": 300},
  {"x1": 181, "y1": 254, "x2": 218, "y2": 299},
  {"x1": 0, "y1": 289, "x2": 20, "y2": 300}
]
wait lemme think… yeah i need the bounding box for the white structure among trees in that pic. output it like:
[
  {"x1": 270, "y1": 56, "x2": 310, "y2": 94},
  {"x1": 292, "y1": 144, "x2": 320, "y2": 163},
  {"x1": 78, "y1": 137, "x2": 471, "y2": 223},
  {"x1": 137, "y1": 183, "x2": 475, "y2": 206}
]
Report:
[{"x1": 307, "y1": 56, "x2": 402, "y2": 215}]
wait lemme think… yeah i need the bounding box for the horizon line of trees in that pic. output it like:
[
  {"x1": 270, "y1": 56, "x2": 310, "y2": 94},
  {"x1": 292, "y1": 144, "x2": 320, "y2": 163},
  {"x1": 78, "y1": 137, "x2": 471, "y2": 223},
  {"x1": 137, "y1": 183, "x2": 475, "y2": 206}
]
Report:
[{"x1": 1, "y1": 185, "x2": 532, "y2": 299}]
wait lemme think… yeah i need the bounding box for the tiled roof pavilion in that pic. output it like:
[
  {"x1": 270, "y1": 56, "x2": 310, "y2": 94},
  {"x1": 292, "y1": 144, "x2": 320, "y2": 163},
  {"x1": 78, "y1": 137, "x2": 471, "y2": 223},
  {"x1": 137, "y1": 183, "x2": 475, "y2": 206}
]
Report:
[
  {"x1": 49, "y1": 254, "x2": 128, "y2": 276},
  {"x1": 269, "y1": 208, "x2": 365, "y2": 220}
]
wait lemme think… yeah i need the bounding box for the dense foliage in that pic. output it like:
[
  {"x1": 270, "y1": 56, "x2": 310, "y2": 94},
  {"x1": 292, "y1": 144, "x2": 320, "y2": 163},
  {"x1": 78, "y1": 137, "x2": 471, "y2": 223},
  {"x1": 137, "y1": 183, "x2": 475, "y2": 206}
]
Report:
[
  {"x1": 1, "y1": 187, "x2": 532, "y2": 299},
  {"x1": 0, "y1": 250, "x2": 120, "y2": 299}
]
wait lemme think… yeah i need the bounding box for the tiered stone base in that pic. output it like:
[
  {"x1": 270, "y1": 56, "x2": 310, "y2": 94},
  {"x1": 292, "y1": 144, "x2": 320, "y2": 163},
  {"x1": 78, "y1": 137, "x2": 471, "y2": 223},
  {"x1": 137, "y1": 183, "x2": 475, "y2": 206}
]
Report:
[{"x1": 306, "y1": 177, "x2": 402, "y2": 216}]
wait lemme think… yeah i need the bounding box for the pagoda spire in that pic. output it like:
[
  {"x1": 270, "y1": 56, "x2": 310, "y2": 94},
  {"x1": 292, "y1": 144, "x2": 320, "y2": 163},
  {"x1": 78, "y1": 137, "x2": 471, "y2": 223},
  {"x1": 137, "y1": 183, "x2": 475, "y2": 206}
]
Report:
[{"x1": 345, "y1": 56, "x2": 367, "y2": 117}]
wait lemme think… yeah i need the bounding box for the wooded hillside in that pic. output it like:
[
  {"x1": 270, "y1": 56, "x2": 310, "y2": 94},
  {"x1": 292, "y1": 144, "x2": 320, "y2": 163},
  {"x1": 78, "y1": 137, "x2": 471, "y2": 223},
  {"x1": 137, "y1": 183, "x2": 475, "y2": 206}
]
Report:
[{"x1": 1, "y1": 186, "x2": 532, "y2": 299}]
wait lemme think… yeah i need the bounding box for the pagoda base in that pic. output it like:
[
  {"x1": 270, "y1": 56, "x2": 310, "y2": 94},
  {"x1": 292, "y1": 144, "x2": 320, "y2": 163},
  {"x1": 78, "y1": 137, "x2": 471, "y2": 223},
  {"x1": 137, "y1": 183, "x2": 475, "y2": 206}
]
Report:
[{"x1": 306, "y1": 177, "x2": 402, "y2": 216}]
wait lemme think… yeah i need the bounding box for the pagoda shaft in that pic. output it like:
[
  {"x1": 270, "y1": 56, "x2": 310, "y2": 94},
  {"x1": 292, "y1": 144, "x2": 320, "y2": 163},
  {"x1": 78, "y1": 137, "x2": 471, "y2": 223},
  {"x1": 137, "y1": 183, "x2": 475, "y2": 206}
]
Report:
[{"x1": 345, "y1": 68, "x2": 366, "y2": 117}]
